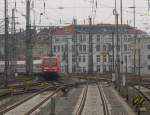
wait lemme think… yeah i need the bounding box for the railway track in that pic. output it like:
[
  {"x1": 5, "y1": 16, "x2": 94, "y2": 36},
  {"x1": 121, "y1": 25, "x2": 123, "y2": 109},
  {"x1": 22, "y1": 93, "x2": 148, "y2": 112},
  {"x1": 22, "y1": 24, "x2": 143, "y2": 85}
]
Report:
[
  {"x1": 75, "y1": 82, "x2": 88, "y2": 115},
  {"x1": 132, "y1": 85, "x2": 150, "y2": 103},
  {"x1": 24, "y1": 87, "x2": 64, "y2": 115},
  {"x1": 0, "y1": 85, "x2": 57, "y2": 115},
  {"x1": 74, "y1": 78, "x2": 110, "y2": 115},
  {"x1": 97, "y1": 82, "x2": 110, "y2": 115},
  {"x1": 0, "y1": 79, "x2": 88, "y2": 115}
]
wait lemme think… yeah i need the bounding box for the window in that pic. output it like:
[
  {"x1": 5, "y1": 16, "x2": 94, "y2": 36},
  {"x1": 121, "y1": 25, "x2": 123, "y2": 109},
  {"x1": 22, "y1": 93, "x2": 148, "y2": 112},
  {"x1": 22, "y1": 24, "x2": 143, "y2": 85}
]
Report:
[
  {"x1": 103, "y1": 45, "x2": 107, "y2": 51},
  {"x1": 148, "y1": 55, "x2": 150, "y2": 59},
  {"x1": 103, "y1": 65, "x2": 106, "y2": 72},
  {"x1": 108, "y1": 44, "x2": 112, "y2": 51},
  {"x1": 128, "y1": 35, "x2": 132, "y2": 38},
  {"x1": 83, "y1": 35, "x2": 86, "y2": 42},
  {"x1": 44, "y1": 59, "x2": 57, "y2": 66},
  {"x1": 96, "y1": 45, "x2": 100, "y2": 51},
  {"x1": 54, "y1": 46, "x2": 56, "y2": 52},
  {"x1": 125, "y1": 56, "x2": 127, "y2": 63},
  {"x1": 103, "y1": 56, "x2": 107, "y2": 62},
  {"x1": 78, "y1": 56, "x2": 81, "y2": 62},
  {"x1": 65, "y1": 44, "x2": 68, "y2": 50},
  {"x1": 72, "y1": 65, "x2": 76, "y2": 72},
  {"x1": 72, "y1": 38, "x2": 75, "y2": 42},
  {"x1": 124, "y1": 44, "x2": 128, "y2": 51},
  {"x1": 109, "y1": 55, "x2": 112, "y2": 62},
  {"x1": 61, "y1": 46, "x2": 64, "y2": 52},
  {"x1": 79, "y1": 45, "x2": 82, "y2": 52},
  {"x1": 83, "y1": 45, "x2": 86, "y2": 52},
  {"x1": 57, "y1": 46, "x2": 60, "y2": 52},
  {"x1": 83, "y1": 67, "x2": 86, "y2": 72},
  {"x1": 147, "y1": 45, "x2": 150, "y2": 49},
  {"x1": 97, "y1": 55, "x2": 100, "y2": 62},
  {"x1": 55, "y1": 38, "x2": 59, "y2": 43},
  {"x1": 109, "y1": 65, "x2": 112, "y2": 72},
  {"x1": 97, "y1": 65, "x2": 101, "y2": 72},
  {"x1": 97, "y1": 35, "x2": 100, "y2": 42},
  {"x1": 72, "y1": 57, "x2": 75, "y2": 62},
  {"x1": 124, "y1": 35, "x2": 128, "y2": 42},
  {"x1": 79, "y1": 35, "x2": 82, "y2": 42},
  {"x1": 117, "y1": 45, "x2": 120, "y2": 52},
  {"x1": 83, "y1": 55, "x2": 86, "y2": 62},
  {"x1": 72, "y1": 45, "x2": 75, "y2": 52},
  {"x1": 148, "y1": 65, "x2": 150, "y2": 70}
]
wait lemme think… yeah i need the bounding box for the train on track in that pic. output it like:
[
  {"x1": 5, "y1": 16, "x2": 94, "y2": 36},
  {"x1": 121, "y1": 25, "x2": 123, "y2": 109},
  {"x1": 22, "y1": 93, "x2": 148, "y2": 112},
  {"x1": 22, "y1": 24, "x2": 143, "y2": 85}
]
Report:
[{"x1": 0, "y1": 56, "x2": 61, "y2": 80}]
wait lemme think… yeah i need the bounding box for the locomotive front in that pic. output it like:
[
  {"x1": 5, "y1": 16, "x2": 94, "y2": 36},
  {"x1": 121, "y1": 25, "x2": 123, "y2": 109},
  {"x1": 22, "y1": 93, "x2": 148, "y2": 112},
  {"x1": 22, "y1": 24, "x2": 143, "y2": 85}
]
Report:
[{"x1": 41, "y1": 56, "x2": 60, "y2": 80}]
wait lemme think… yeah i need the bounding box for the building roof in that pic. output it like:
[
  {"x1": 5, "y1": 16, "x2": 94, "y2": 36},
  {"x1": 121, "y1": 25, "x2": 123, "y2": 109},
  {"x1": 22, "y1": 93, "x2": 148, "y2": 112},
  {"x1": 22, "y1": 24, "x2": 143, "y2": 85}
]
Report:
[
  {"x1": 53, "y1": 26, "x2": 74, "y2": 35},
  {"x1": 53, "y1": 24, "x2": 147, "y2": 35}
]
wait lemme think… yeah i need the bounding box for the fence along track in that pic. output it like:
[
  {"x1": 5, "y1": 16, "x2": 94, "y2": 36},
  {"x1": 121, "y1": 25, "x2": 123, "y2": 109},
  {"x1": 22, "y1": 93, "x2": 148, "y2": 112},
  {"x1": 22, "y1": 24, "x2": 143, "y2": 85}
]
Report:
[
  {"x1": 75, "y1": 82, "x2": 88, "y2": 115},
  {"x1": 97, "y1": 82, "x2": 110, "y2": 115}
]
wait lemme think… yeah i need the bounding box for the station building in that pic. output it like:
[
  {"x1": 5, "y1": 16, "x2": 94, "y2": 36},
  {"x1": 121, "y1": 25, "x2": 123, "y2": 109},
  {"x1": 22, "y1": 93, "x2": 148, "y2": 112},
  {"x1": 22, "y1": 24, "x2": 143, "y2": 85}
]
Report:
[{"x1": 52, "y1": 24, "x2": 150, "y2": 75}]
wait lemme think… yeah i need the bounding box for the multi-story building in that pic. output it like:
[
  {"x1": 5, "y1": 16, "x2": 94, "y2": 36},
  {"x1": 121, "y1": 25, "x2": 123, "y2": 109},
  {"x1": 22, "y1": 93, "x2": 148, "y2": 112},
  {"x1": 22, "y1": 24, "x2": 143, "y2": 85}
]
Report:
[
  {"x1": 0, "y1": 28, "x2": 52, "y2": 60},
  {"x1": 52, "y1": 26, "x2": 74, "y2": 73},
  {"x1": 52, "y1": 24, "x2": 149, "y2": 75},
  {"x1": 137, "y1": 36, "x2": 150, "y2": 75}
]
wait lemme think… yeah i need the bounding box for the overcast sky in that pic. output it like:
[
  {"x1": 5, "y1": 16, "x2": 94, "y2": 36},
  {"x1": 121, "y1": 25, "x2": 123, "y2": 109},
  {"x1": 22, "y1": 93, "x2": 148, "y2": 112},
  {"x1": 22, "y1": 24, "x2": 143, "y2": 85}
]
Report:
[{"x1": 0, "y1": 0, "x2": 150, "y2": 32}]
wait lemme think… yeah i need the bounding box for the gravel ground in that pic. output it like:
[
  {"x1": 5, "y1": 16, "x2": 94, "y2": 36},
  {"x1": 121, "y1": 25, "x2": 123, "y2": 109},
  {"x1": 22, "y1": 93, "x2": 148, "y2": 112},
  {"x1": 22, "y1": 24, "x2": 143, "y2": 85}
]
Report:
[
  {"x1": 0, "y1": 93, "x2": 34, "y2": 110},
  {"x1": 55, "y1": 86, "x2": 83, "y2": 115},
  {"x1": 127, "y1": 87, "x2": 150, "y2": 115},
  {"x1": 103, "y1": 85, "x2": 135, "y2": 115}
]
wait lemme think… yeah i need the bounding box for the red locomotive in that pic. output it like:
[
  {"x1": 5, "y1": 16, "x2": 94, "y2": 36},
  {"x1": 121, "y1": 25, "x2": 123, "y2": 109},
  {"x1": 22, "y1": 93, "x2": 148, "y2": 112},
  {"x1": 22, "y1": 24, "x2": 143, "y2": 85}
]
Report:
[
  {"x1": 41, "y1": 56, "x2": 61, "y2": 80},
  {"x1": 0, "y1": 56, "x2": 61, "y2": 80}
]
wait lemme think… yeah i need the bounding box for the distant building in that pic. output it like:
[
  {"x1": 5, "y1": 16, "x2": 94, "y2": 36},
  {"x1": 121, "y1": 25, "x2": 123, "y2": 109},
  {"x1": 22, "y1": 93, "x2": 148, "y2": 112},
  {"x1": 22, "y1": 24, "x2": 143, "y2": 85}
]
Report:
[
  {"x1": 32, "y1": 28, "x2": 52, "y2": 57},
  {"x1": 52, "y1": 24, "x2": 149, "y2": 75},
  {"x1": 0, "y1": 24, "x2": 149, "y2": 75}
]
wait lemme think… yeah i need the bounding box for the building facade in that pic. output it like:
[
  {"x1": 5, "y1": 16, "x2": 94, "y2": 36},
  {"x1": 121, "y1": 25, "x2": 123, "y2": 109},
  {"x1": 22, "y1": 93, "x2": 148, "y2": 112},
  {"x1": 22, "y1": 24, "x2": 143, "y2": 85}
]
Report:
[{"x1": 52, "y1": 24, "x2": 149, "y2": 75}]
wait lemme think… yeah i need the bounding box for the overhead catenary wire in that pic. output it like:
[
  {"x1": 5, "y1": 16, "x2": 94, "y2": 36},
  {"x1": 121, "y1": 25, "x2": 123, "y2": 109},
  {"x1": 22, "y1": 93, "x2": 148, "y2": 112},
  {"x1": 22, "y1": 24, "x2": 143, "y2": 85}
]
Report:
[{"x1": 1, "y1": 0, "x2": 150, "y2": 29}]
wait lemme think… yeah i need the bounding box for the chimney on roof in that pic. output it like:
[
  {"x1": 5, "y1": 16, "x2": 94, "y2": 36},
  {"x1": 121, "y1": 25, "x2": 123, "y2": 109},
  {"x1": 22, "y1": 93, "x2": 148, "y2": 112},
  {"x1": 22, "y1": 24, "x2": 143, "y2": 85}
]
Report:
[{"x1": 72, "y1": 18, "x2": 77, "y2": 25}]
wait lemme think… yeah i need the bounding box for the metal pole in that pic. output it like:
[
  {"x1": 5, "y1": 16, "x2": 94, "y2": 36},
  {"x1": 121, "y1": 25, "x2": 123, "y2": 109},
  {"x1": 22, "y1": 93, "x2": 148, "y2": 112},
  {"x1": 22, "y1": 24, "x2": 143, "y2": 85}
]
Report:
[
  {"x1": 138, "y1": 38, "x2": 141, "y2": 90},
  {"x1": 125, "y1": 55, "x2": 129, "y2": 100},
  {"x1": 50, "y1": 98, "x2": 55, "y2": 115},
  {"x1": 112, "y1": 32, "x2": 115, "y2": 72},
  {"x1": 116, "y1": 14, "x2": 120, "y2": 90},
  {"x1": 133, "y1": 1, "x2": 136, "y2": 75},
  {"x1": 133, "y1": 0, "x2": 136, "y2": 73},
  {"x1": 75, "y1": 31, "x2": 78, "y2": 73},
  {"x1": 75, "y1": 31, "x2": 79, "y2": 73},
  {"x1": 11, "y1": 8, "x2": 17, "y2": 78},
  {"x1": 88, "y1": 17, "x2": 93, "y2": 74},
  {"x1": 115, "y1": 0, "x2": 117, "y2": 24},
  {"x1": 73, "y1": 20, "x2": 79, "y2": 73},
  {"x1": 120, "y1": 0, "x2": 124, "y2": 73},
  {"x1": 133, "y1": 0, "x2": 135, "y2": 28},
  {"x1": 26, "y1": 0, "x2": 33, "y2": 75},
  {"x1": 66, "y1": 40, "x2": 69, "y2": 73},
  {"x1": 50, "y1": 28, "x2": 53, "y2": 51},
  {"x1": 4, "y1": 0, "x2": 9, "y2": 87}
]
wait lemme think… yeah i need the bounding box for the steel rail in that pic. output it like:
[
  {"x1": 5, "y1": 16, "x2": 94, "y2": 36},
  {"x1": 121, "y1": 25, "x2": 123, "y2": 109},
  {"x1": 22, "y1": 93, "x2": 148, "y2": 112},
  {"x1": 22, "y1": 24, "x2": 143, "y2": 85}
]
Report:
[
  {"x1": 0, "y1": 85, "x2": 56, "y2": 114},
  {"x1": 25, "y1": 81, "x2": 89, "y2": 115},
  {"x1": 132, "y1": 86, "x2": 150, "y2": 103},
  {"x1": 24, "y1": 86, "x2": 64, "y2": 115},
  {"x1": 97, "y1": 82, "x2": 110, "y2": 115},
  {"x1": 0, "y1": 80, "x2": 89, "y2": 115},
  {"x1": 75, "y1": 82, "x2": 88, "y2": 115}
]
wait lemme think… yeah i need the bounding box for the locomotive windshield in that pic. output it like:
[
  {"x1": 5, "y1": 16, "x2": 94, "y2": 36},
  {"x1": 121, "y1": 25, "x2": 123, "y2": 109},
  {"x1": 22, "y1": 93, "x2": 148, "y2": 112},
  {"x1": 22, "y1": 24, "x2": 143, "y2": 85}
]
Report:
[{"x1": 44, "y1": 59, "x2": 57, "y2": 66}]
